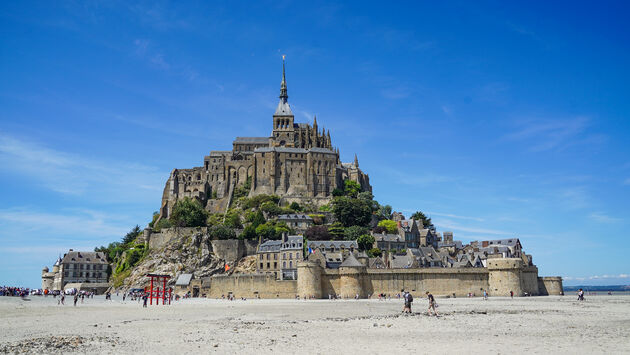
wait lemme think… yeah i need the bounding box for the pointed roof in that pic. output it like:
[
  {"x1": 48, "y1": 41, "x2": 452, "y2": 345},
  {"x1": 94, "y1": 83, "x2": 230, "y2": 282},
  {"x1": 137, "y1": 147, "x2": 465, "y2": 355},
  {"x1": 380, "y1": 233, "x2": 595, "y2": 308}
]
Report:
[
  {"x1": 354, "y1": 154, "x2": 359, "y2": 167},
  {"x1": 274, "y1": 55, "x2": 293, "y2": 116},
  {"x1": 340, "y1": 253, "x2": 363, "y2": 267}
]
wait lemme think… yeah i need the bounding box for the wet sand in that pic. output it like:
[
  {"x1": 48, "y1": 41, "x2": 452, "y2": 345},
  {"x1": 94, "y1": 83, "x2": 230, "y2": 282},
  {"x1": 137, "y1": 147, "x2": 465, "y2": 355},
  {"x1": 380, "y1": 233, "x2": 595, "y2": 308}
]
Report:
[{"x1": 0, "y1": 294, "x2": 629, "y2": 354}]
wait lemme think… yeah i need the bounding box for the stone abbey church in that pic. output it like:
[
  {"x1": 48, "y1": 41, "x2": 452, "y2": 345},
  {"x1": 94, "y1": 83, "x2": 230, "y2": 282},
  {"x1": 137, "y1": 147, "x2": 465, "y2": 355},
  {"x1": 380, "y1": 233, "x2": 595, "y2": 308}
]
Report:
[{"x1": 160, "y1": 60, "x2": 371, "y2": 217}]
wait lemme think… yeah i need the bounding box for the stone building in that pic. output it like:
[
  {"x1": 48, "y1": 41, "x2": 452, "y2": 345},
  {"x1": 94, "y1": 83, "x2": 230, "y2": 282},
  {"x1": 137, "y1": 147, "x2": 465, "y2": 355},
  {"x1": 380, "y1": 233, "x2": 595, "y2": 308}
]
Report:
[
  {"x1": 276, "y1": 214, "x2": 314, "y2": 232},
  {"x1": 41, "y1": 250, "x2": 109, "y2": 291},
  {"x1": 159, "y1": 59, "x2": 371, "y2": 217},
  {"x1": 257, "y1": 235, "x2": 304, "y2": 280}
]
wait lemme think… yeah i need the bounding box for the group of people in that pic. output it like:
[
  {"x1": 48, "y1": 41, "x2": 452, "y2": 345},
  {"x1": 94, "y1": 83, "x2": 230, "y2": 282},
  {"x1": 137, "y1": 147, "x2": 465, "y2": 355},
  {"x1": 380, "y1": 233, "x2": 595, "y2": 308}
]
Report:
[
  {"x1": 400, "y1": 290, "x2": 439, "y2": 317},
  {"x1": 0, "y1": 286, "x2": 30, "y2": 297}
]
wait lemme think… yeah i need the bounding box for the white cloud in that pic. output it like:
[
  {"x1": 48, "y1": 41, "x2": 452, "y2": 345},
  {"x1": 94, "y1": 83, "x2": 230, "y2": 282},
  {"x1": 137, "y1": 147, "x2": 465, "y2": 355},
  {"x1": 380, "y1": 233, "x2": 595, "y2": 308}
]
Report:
[
  {"x1": 565, "y1": 274, "x2": 630, "y2": 281},
  {"x1": 504, "y1": 116, "x2": 605, "y2": 152},
  {"x1": 0, "y1": 208, "x2": 130, "y2": 238},
  {"x1": 0, "y1": 133, "x2": 165, "y2": 201},
  {"x1": 588, "y1": 212, "x2": 621, "y2": 223}
]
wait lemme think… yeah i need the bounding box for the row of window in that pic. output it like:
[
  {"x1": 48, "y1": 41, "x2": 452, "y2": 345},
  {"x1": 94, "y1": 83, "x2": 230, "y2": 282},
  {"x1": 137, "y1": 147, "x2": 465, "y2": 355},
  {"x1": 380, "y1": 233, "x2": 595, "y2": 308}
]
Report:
[
  {"x1": 259, "y1": 261, "x2": 294, "y2": 269},
  {"x1": 260, "y1": 252, "x2": 301, "y2": 260},
  {"x1": 64, "y1": 272, "x2": 105, "y2": 278},
  {"x1": 64, "y1": 264, "x2": 105, "y2": 270}
]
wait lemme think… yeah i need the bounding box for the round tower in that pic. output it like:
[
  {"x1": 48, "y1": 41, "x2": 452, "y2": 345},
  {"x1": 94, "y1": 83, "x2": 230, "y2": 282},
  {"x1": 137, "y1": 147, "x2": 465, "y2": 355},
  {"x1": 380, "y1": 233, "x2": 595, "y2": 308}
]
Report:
[
  {"x1": 487, "y1": 258, "x2": 524, "y2": 297},
  {"x1": 338, "y1": 253, "x2": 366, "y2": 298},
  {"x1": 41, "y1": 266, "x2": 49, "y2": 275},
  {"x1": 297, "y1": 260, "x2": 322, "y2": 299}
]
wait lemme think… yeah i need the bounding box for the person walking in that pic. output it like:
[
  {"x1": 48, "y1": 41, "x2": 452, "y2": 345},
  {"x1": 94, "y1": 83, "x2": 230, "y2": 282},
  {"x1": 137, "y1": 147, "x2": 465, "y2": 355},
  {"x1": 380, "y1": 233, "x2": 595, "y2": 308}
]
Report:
[
  {"x1": 73, "y1": 293, "x2": 78, "y2": 307},
  {"x1": 510, "y1": 290, "x2": 514, "y2": 299},
  {"x1": 404, "y1": 291, "x2": 413, "y2": 313},
  {"x1": 577, "y1": 289, "x2": 585, "y2": 301},
  {"x1": 483, "y1": 290, "x2": 488, "y2": 300},
  {"x1": 142, "y1": 293, "x2": 148, "y2": 308},
  {"x1": 426, "y1": 291, "x2": 438, "y2": 317}
]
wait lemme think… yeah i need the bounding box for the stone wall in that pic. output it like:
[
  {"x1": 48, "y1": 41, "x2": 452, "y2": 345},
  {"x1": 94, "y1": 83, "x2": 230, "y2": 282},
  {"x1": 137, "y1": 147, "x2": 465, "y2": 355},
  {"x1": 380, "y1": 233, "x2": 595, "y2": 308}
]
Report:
[
  {"x1": 199, "y1": 257, "x2": 562, "y2": 299},
  {"x1": 205, "y1": 274, "x2": 297, "y2": 298},
  {"x1": 538, "y1": 276, "x2": 564, "y2": 296}
]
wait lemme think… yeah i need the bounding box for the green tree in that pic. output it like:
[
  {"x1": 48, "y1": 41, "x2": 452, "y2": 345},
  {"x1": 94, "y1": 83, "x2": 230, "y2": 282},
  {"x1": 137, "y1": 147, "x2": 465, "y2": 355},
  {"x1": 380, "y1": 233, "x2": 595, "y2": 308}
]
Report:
[
  {"x1": 344, "y1": 225, "x2": 369, "y2": 241},
  {"x1": 357, "y1": 234, "x2": 375, "y2": 251},
  {"x1": 255, "y1": 222, "x2": 278, "y2": 240},
  {"x1": 327, "y1": 222, "x2": 345, "y2": 240},
  {"x1": 368, "y1": 247, "x2": 382, "y2": 258},
  {"x1": 410, "y1": 211, "x2": 434, "y2": 229},
  {"x1": 170, "y1": 197, "x2": 208, "y2": 227},
  {"x1": 122, "y1": 225, "x2": 141, "y2": 245},
  {"x1": 260, "y1": 201, "x2": 283, "y2": 217},
  {"x1": 344, "y1": 180, "x2": 361, "y2": 198},
  {"x1": 223, "y1": 211, "x2": 243, "y2": 229},
  {"x1": 208, "y1": 225, "x2": 235, "y2": 240},
  {"x1": 377, "y1": 219, "x2": 398, "y2": 234},
  {"x1": 376, "y1": 205, "x2": 393, "y2": 221},
  {"x1": 331, "y1": 196, "x2": 373, "y2": 227},
  {"x1": 240, "y1": 224, "x2": 257, "y2": 240},
  {"x1": 289, "y1": 202, "x2": 302, "y2": 212},
  {"x1": 357, "y1": 191, "x2": 373, "y2": 201},
  {"x1": 304, "y1": 226, "x2": 332, "y2": 241}
]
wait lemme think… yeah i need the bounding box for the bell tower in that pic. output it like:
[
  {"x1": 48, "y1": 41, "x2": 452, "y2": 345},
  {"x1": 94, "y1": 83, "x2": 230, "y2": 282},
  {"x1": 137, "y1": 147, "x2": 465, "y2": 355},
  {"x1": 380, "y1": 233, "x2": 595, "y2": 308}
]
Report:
[{"x1": 272, "y1": 55, "x2": 295, "y2": 147}]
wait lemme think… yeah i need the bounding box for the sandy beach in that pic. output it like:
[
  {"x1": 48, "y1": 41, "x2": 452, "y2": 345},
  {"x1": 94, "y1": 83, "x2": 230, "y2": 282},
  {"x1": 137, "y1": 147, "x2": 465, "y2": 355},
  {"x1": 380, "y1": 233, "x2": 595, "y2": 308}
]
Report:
[{"x1": 1, "y1": 294, "x2": 629, "y2": 354}]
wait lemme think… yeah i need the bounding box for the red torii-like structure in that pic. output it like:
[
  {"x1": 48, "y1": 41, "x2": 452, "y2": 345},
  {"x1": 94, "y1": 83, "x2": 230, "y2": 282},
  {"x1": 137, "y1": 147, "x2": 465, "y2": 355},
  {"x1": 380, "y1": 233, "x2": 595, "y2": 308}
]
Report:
[{"x1": 146, "y1": 274, "x2": 172, "y2": 305}]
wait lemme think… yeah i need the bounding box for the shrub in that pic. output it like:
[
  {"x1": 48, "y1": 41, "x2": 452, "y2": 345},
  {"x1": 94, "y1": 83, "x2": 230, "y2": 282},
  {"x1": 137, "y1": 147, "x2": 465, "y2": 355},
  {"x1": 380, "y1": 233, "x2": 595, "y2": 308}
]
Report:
[
  {"x1": 327, "y1": 222, "x2": 345, "y2": 240},
  {"x1": 368, "y1": 247, "x2": 382, "y2": 258},
  {"x1": 377, "y1": 219, "x2": 398, "y2": 234},
  {"x1": 357, "y1": 234, "x2": 375, "y2": 251},
  {"x1": 344, "y1": 226, "x2": 369, "y2": 241},
  {"x1": 304, "y1": 225, "x2": 332, "y2": 241},
  {"x1": 208, "y1": 225, "x2": 235, "y2": 240},
  {"x1": 331, "y1": 196, "x2": 372, "y2": 227},
  {"x1": 170, "y1": 197, "x2": 208, "y2": 227},
  {"x1": 260, "y1": 201, "x2": 283, "y2": 217}
]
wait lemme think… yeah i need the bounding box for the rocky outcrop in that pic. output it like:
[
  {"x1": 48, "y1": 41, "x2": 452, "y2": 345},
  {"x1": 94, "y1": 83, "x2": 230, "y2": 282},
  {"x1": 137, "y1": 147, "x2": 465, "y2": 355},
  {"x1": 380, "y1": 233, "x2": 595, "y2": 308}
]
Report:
[{"x1": 116, "y1": 229, "x2": 227, "y2": 290}]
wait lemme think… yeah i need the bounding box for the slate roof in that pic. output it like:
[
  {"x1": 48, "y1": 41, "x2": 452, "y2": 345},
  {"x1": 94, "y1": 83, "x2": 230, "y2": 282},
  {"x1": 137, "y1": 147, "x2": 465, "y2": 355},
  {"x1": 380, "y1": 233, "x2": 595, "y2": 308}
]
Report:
[
  {"x1": 61, "y1": 251, "x2": 108, "y2": 264},
  {"x1": 308, "y1": 240, "x2": 358, "y2": 250},
  {"x1": 233, "y1": 137, "x2": 269, "y2": 144},
  {"x1": 373, "y1": 233, "x2": 404, "y2": 242},
  {"x1": 275, "y1": 99, "x2": 293, "y2": 116},
  {"x1": 259, "y1": 240, "x2": 282, "y2": 253},
  {"x1": 484, "y1": 238, "x2": 521, "y2": 247},
  {"x1": 281, "y1": 235, "x2": 303, "y2": 249},
  {"x1": 390, "y1": 255, "x2": 414, "y2": 268},
  {"x1": 340, "y1": 253, "x2": 363, "y2": 268},
  {"x1": 175, "y1": 273, "x2": 193, "y2": 286}
]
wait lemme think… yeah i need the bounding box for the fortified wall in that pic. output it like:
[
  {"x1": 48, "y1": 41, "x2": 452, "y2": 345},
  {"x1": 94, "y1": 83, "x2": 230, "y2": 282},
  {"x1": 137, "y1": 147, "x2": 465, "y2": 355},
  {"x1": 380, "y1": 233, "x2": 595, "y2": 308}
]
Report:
[{"x1": 202, "y1": 258, "x2": 563, "y2": 298}]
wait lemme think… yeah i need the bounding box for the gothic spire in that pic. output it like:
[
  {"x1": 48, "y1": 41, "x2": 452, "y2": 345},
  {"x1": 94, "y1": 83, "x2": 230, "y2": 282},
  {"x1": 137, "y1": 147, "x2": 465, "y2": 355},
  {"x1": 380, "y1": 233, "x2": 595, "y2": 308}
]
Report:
[
  {"x1": 279, "y1": 55, "x2": 288, "y2": 101},
  {"x1": 354, "y1": 154, "x2": 359, "y2": 167}
]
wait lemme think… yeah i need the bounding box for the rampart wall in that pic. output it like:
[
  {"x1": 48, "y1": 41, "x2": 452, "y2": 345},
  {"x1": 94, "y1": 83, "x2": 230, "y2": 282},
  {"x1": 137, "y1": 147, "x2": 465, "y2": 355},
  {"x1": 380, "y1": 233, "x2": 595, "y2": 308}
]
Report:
[
  {"x1": 205, "y1": 274, "x2": 297, "y2": 298},
  {"x1": 204, "y1": 258, "x2": 563, "y2": 299}
]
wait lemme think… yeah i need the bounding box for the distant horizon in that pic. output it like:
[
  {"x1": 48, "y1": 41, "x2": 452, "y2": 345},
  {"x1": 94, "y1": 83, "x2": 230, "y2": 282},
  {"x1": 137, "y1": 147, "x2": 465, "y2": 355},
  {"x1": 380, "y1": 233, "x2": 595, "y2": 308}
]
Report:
[{"x1": 2, "y1": 1, "x2": 629, "y2": 288}]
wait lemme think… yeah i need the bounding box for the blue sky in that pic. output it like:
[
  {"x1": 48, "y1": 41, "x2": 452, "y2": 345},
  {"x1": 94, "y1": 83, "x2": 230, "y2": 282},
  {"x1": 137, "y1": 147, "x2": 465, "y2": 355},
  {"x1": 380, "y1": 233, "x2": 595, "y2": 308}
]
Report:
[{"x1": 1, "y1": 1, "x2": 629, "y2": 288}]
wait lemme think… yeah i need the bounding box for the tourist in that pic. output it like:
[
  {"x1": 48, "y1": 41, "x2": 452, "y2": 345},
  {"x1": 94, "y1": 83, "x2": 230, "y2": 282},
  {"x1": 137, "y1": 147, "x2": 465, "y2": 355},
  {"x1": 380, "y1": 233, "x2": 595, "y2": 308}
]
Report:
[
  {"x1": 142, "y1": 293, "x2": 148, "y2": 308},
  {"x1": 61, "y1": 294, "x2": 65, "y2": 305},
  {"x1": 426, "y1": 291, "x2": 438, "y2": 317},
  {"x1": 510, "y1": 290, "x2": 514, "y2": 299},
  {"x1": 123, "y1": 293, "x2": 126, "y2": 302},
  {"x1": 483, "y1": 290, "x2": 488, "y2": 300},
  {"x1": 404, "y1": 291, "x2": 413, "y2": 313},
  {"x1": 73, "y1": 293, "x2": 78, "y2": 307},
  {"x1": 577, "y1": 289, "x2": 585, "y2": 301}
]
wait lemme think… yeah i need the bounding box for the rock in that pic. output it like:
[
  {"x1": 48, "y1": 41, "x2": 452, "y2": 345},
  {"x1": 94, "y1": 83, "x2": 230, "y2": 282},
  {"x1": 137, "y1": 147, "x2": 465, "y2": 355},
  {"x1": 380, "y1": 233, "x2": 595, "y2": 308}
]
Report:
[{"x1": 213, "y1": 343, "x2": 219, "y2": 347}]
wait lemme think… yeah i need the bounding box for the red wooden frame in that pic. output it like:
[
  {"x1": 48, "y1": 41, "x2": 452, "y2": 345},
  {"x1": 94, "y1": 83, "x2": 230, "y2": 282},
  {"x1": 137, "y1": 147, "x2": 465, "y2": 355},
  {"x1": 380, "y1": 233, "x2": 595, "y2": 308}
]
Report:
[{"x1": 146, "y1": 274, "x2": 172, "y2": 305}]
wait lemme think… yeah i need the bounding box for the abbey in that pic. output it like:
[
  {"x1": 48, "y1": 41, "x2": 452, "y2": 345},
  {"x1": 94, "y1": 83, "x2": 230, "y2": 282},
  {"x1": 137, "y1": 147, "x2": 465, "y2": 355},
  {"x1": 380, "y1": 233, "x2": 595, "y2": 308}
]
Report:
[{"x1": 160, "y1": 59, "x2": 371, "y2": 217}]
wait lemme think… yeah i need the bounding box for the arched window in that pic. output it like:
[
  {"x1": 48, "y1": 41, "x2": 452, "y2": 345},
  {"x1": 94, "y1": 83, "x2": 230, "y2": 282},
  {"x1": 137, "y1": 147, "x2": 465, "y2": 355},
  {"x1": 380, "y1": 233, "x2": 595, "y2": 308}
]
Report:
[{"x1": 283, "y1": 261, "x2": 286, "y2": 268}]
